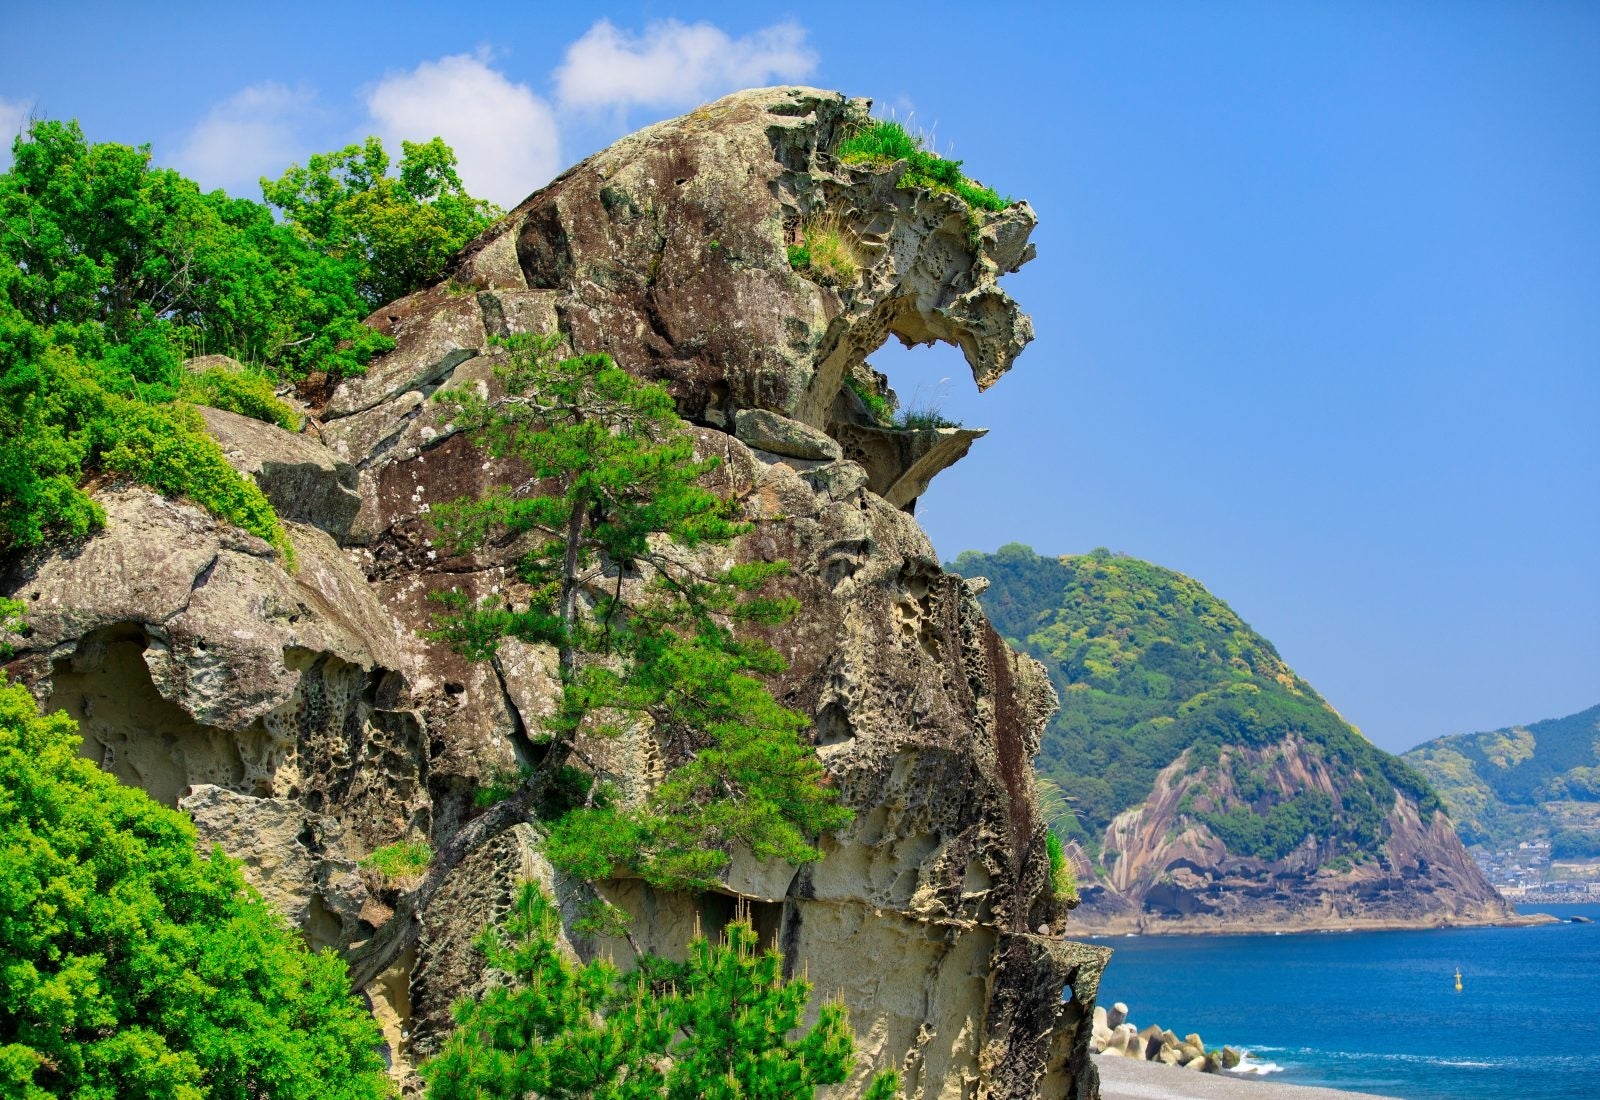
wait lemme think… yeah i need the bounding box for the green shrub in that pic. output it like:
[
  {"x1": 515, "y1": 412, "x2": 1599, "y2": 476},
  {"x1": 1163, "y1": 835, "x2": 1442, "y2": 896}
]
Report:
[
  {"x1": 0, "y1": 340, "x2": 292, "y2": 563},
  {"x1": 837, "y1": 119, "x2": 1010, "y2": 212},
  {"x1": 98, "y1": 396, "x2": 293, "y2": 564},
  {"x1": 896, "y1": 404, "x2": 960, "y2": 430},
  {"x1": 0, "y1": 679, "x2": 392, "y2": 1099},
  {"x1": 421, "y1": 882, "x2": 899, "y2": 1100},
  {"x1": 0, "y1": 597, "x2": 23, "y2": 657},
  {"x1": 178, "y1": 366, "x2": 302, "y2": 431}
]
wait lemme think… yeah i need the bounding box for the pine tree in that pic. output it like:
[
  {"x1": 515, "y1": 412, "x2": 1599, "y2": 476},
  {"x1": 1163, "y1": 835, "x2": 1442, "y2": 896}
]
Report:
[
  {"x1": 346, "y1": 334, "x2": 849, "y2": 988},
  {"x1": 420, "y1": 882, "x2": 898, "y2": 1100},
  {"x1": 0, "y1": 679, "x2": 392, "y2": 1099}
]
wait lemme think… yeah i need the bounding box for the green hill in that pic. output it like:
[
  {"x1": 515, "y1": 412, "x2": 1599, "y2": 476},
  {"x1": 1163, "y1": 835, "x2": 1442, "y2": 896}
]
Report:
[
  {"x1": 948, "y1": 544, "x2": 1441, "y2": 864},
  {"x1": 1404, "y1": 704, "x2": 1600, "y2": 856}
]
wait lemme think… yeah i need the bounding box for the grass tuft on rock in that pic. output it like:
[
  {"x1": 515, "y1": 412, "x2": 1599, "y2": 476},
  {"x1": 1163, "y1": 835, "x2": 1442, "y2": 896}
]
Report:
[
  {"x1": 1047, "y1": 831, "x2": 1079, "y2": 906},
  {"x1": 837, "y1": 119, "x2": 1010, "y2": 212},
  {"x1": 788, "y1": 217, "x2": 864, "y2": 287},
  {"x1": 361, "y1": 839, "x2": 434, "y2": 885}
]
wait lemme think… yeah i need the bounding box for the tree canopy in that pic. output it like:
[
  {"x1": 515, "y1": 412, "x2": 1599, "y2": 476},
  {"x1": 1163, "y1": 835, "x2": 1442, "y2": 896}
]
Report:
[
  {"x1": 427, "y1": 332, "x2": 850, "y2": 887},
  {"x1": 0, "y1": 119, "x2": 494, "y2": 558},
  {"x1": 262, "y1": 136, "x2": 498, "y2": 308},
  {"x1": 420, "y1": 882, "x2": 898, "y2": 1100},
  {"x1": 0, "y1": 679, "x2": 392, "y2": 1100}
]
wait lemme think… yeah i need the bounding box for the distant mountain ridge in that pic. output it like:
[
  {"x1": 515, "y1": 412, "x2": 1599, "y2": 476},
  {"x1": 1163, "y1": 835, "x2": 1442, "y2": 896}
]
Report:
[
  {"x1": 1404, "y1": 704, "x2": 1600, "y2": 858},
  {"x1": 950, "y1": 544, "x2": 1511, "y2": 931}
]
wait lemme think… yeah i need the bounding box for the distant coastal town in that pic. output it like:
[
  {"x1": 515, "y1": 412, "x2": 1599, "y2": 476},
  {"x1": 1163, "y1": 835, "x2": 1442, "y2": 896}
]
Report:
[{"x1": 1476, "y1": 840, "x2": 1600, "y2": 901}]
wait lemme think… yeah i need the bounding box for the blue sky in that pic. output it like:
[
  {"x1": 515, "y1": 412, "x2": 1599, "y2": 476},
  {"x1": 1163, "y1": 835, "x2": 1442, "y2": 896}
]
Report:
[{"x1": 4, "y1": 2, "x2": 1595, "y2": 752}]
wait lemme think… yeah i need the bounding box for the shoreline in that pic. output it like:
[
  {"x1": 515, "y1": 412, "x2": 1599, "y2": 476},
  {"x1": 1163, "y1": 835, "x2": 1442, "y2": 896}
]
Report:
[
  {"x1": 1095, "y1": 1055, "x2": 1401, "y2": 1100},
  {"x1": 1068, "y1": 910, "x2": 1558, "y2": 937}
]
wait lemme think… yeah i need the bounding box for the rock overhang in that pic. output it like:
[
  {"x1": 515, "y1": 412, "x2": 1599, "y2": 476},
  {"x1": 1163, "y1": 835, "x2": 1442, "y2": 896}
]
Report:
[{"x1": 329, "y1": 85, "x2": 1037, "y2": 514}]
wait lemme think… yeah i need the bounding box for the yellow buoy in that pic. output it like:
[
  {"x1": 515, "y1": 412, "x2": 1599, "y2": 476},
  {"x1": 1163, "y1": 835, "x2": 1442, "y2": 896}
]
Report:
[{"x1": 1454, "y1": 968, "x2": 1463, "y2": 992}]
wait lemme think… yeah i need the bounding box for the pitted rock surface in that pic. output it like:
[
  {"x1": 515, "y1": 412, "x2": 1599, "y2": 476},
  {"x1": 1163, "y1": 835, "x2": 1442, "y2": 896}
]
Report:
[{"x1": 1, "y1": 88, "x2": 1103, "y2": 1099}]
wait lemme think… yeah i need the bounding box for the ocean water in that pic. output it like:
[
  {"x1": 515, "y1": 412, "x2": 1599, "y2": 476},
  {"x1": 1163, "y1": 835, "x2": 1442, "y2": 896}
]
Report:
[{"x1": 1087, "y1": 902, "x2": 1600, "y2": 1100}]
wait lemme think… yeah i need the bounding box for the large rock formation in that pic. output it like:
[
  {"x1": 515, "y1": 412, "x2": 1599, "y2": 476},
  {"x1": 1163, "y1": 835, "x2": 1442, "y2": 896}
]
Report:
[
  {"x1": 1075, "y1": 738, "x2": 1511, "y2": 933},
  {"x1": 2, "y1": 88, "x2": 1106, "y2": 1098}
]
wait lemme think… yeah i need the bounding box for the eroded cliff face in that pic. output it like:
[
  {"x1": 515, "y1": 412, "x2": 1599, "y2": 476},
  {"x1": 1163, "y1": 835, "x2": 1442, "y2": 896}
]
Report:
[
  {"x1": 1071, "y1": 737, "x2": 1512, "y2": 934},
  {"x1": 2, "y1": 88, "x2": 1106, "y2": 1099}
]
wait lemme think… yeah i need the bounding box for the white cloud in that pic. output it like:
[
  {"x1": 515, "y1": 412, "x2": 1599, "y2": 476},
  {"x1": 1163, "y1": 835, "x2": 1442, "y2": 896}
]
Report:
[
  {"x1": 365, "y1": 53, "x2": 560, "y2": 209},
  {"x1": 554, "y1": 19, "x2": 817, "y2": 113},
  {"x1": 1, "y1": 96, "x2": 35, "y2": 169},
  {"x1": 174, "y1": 83, "x2": 316, "y2": 194}
]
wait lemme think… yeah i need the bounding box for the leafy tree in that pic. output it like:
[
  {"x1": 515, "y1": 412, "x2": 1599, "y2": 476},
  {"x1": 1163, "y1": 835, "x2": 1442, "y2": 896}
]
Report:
[
  {"x1": 0, "y1": 121, "x2": 495, "y2": 559},
  {"x1": 262, "y1": 136, "x2": 500, "y2": 308},
  {"x1": 1, "y1": 120, "x2": 392, "y2": 382},
  {"x1": 0, "y1": 679, "x2": 392, "y2": 1100},
  {"x1": 420, "y1": 882, "x2": 898, "y2": 1100},
  {"x1": 345, "y1": 334, "x2": 849, "y2": 987}
]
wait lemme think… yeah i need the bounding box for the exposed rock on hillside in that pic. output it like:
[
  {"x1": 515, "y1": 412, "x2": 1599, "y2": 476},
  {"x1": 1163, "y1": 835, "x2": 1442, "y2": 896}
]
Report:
[
  {"x1": 3, "y1": 88, "x2": 1104, "y2": 1098},
  {"x1": 950, "y1": 544, "x2": 1513, "y2": 933}
]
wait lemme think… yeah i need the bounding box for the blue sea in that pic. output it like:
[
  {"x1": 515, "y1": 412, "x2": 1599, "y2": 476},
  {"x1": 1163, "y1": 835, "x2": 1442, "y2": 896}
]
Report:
[{"x1": 1088, "y1": 902, "x2": 1600, "y2": 1100}]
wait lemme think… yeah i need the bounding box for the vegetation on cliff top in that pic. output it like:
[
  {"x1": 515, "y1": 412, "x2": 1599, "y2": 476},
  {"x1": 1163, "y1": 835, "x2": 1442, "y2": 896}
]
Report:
[
  {"x1": 0, "y1": 680, "x2": 391, "y2": 1099},
  {"x1": 950, "y1": 544, "x2": 1443, "y2": 863},
  {"x1": 837, "y1": 119, "x2": 1009, "y2": 212},
  {"x1": 0, "y1": 120, "x2": 495, "y2": 559},
  {"x1": 1405, "y1": 703, "x2": 1600, "y2": 852}
]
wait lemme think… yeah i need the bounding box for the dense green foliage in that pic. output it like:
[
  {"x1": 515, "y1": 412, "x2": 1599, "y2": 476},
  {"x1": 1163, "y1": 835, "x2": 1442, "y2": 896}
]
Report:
[
  {"x1": 1, "y1": 119, "x2": 491, "y2": 558},
  {"x1": 1551, "y1": 828, "x2": 1600, "y2": 860},
  {"x1": 1405, "y1": 704, "x2": 1600, "y2": 850},
  {"x1": 949, "y1": 544, "x2": 1443, "y2": 863},
  {"x1": 0, "y1": 336, "x2": 292, "y2": 559},
  {"x1": 0, "y1": 680, "x2": 391, "y2": 1099},
  {"x1": 0, "y1": 597, "x2": 24, "y2": 655},
  {"x1": 430, "y1": 333, "x2": 850, "y2": 890},
  {"x1": 836, "y1": 120, "x2": 1009, "y2": 212},
  {"x1": 422, "y1": 883, "x2": 898, "y2": 1099},
  {"x1": 262, "y1": 137, "x2": 498, "y2": 309}
]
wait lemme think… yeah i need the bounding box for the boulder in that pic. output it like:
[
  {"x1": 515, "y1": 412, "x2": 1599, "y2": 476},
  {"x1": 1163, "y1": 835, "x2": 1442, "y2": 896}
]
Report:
[
  {"x1": 1222, "y1": 1046, "x2": 1242, "y2": 1069},
  {"x1": 198, "y1": 406, "x2": 361, "y2": 539},
  {"x1": 734, "y1": 408, "x2": 842, "y2": 461}
]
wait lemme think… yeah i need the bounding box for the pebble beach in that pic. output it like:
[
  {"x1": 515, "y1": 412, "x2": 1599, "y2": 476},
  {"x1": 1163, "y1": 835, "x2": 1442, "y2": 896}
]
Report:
[{"x1": 1095, "y1": 1056, "x2": 1401, "y2": 1100}]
